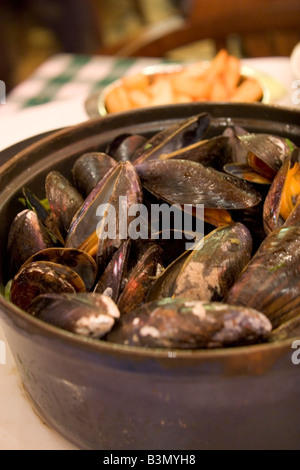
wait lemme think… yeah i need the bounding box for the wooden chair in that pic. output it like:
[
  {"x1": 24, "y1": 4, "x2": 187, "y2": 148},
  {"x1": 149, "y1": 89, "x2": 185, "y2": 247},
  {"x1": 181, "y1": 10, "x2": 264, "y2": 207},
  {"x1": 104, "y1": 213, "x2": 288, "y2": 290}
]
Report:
[{"x1": 97, "y1": 0, "x2": 300, "y2": 58}]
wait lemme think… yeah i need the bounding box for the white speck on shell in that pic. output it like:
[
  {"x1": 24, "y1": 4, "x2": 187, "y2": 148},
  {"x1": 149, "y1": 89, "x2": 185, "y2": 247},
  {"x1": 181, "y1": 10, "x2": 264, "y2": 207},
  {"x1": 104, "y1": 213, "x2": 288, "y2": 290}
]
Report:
[
  {"x1": 140, "y1": 326, "x2": 161, "y2": 338},
  {"x1": 102, "y1": 286, "x2": 113, "y2": 298},
  {"x1": 75, "y1": 314, "x2": 114, "y2": 338},
  {"x1": 98, "y1": 294, "x2": 120, "y2": 318},
  {"x1": 184, "y1": 301, "x2": 207, "y2": 320}
]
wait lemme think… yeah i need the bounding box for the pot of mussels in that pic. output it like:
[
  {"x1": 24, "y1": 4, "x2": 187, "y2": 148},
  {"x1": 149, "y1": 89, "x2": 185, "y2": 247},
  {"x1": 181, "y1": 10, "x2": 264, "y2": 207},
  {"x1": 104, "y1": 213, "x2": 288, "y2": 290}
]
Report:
[{"x1": 0, "y1": 103, "x2": 300, "y2": 450}]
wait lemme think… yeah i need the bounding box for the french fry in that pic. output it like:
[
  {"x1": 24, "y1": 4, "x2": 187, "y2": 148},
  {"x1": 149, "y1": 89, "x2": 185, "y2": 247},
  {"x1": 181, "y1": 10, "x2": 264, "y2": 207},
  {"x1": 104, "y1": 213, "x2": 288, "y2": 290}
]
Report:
[
  {"x1": 223, "y1": 55, "x2": 241, "y2": 94},
  {"x1": 148, "y1": 77, "x2": 175, "y2": 106},
  {"x1": 122, "y1": 73, "x2": 149, "y2": 91},
  {"x1": 104, "y1": 50, "x2": 264, "y2": 112},
  {"x1": 174, "y1": 93, "x2": 193, "y2": 103},
  {"x1": 205, "y1": 49, "x2": 229, "y2": 84},
  {"x1": 105, "y1": 86, "x2": 132, "y2": 113},
  {"x1": 230, "y1": 78, "x2": 263, "y2": 102},
  {"x1": 172, "y1": 73, "x2": 211, "y2": 100},
  {"x1": 128, "y1": 89, "x2": 150, "y2": 108},
  {"x1": 210, "y1": 77, "x2": 230, "y2": 101}
]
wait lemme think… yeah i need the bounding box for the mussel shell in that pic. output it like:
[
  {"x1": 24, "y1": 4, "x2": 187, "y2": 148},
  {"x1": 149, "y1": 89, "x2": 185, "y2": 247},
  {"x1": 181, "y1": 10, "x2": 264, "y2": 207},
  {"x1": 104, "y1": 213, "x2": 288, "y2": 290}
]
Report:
[
  {"x1": 94, "y1": 239, "x2": 131, "y2": 302},
  {"x1": 173, "y1": 223, "x2": 252, "y2": 301},
  {"x1": 284, "y1": 198, "x2": 300, "y2": 227},
  {"x1": 7, "y1": 209, "x2": 54, "y2": 276},
  {"x1": 45, "y1": 171, "x2": 84, "y2": 236},
  {"x1": 226, "y1": 225, "x2": 300, "y2": 328},
  {"x1": 23, "y1": 247, "x2": 98, "y2": 291},
  {"x1": 72, "y1": 152, "x2": 117, "y2": 197},
  {"x1": 262, "y1": 156, "x2": 290, "y2": 234},
  {"x1": 136, "y1": 159, "x2": 261, "y2": 209},
  {"x1": 10, "y1": 261, "x2": 86, "y2": 311},
  {"x1": 222, "y1": 125, "x2": 249, "y2": 164},
  {"x1": 107, "y1": 298, "x2": 272, "y2": 349},
  {"x1": 158, "y1": 135, "x2": 229, "y2": 170},
  {"x1": 146, "y1": 250, "x2": 190, "y2": 302},
  {"x1": 66, "y1": 161, "x2": 142, "y2": 265},
  {"x1": 106, "y1": 134, "x2": 147, "y2": 162},
  {"x1": 28, "y1": 292, "x2": 120, "y2": 338},
  {"x1": 239, "y1": 133, "x2": 292, "y2": 175},
  {"x1": 223, "y1": 163, "x2": 272, "y2": 185},
  {"x1": 271, "y1": 315, "x2": 300, "y2": 341},
  {"x1": 117, "y1": 243, "x2": 164, "y2": 315},
  {"x1": 96, "y1": 161, "x2": 143, "y2": 272},
  {"x1": 133, "y1": 112, "x2": 211, "y2": 164}
]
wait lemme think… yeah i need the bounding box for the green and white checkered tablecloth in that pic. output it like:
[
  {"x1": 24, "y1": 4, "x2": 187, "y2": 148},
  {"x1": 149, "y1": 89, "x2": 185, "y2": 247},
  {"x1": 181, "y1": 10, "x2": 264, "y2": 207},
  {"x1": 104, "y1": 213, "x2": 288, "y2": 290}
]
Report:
[{"x1": 5, "y1": 53, "x2": 168, "y2": 113}]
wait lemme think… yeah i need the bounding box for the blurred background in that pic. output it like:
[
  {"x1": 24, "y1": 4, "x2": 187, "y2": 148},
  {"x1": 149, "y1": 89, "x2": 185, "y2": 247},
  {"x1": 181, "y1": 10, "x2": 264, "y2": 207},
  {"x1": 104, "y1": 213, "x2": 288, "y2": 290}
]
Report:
[{"x1": 1, "y1": 0, "x2": 299, "y2": 92}]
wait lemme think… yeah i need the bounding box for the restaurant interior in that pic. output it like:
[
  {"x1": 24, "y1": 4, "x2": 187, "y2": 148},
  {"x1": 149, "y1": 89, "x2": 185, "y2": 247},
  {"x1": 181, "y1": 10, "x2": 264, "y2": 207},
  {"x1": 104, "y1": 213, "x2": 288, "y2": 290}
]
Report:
[{"x1": 1, "y1": 0, "x2": 300, "y2": 92}]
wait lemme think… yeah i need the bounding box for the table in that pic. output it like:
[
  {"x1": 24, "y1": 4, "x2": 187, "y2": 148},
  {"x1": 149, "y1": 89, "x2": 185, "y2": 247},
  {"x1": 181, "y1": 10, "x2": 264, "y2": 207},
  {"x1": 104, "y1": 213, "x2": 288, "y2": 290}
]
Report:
[{"x1": 0, "y1": 53, "x2": 299, "y2": 450}]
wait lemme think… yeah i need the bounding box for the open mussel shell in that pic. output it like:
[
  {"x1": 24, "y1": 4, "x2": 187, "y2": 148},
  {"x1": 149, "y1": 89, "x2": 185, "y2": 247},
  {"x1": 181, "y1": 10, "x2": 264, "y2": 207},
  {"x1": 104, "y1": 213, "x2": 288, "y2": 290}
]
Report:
[
  {"x1": 45, "y1": 171, "x2": 84, "y2": 237},
  {"x1": 226, "y1": 225, "x2": 300, "y2": 328},
  {"x1": 96, "y1": 162, "x2": 143, "y2": 272},
  {"x1": 65, "y1": 161, "x2": 143, "y2": 267},
  {"x1": 106, "y1": 134, "x2": 147, "y2": 162},
  {"x1": 23, "y1": 247, "x2": 98, "y2": 291},
  {"x1": 222, "y1": 125, "x2": 249, "y2": 164},
  {"x1": 284, "y1": 198, "x2": 300, "y2": 227},
  {"x1": 136, "y1": 159, "x2": 261, "y2": 210},
  {"x1": 263, "y1": 148, "x2": 300, "y2": 234},
  {"x1": 72, "y1": 152, "x2": 117, "y2": 197},
  {"x1": 270, "y1": 314, "x2": 300, "y2": 341},
  {"x1": 239, "y1": 133, "x2": 293, "y2": 180},
  {"x1": 157, "y1": 135, "x2": 229, "y2": 170},
  {"x1": 28, "y1": 292, "x2": 120, "y2": 339},
  {"x1": 133, "y1": 112, "x2": 211, "y2": 164},
  {"x1": 223, "y1": 163, "x2": 272, "y2": 185},
  {"x1": 10, "y1": 260, "x2": 86, "y2": 311},
  {"x1": 94, "y1": 239, "x2": 131, "y2": 302},
  {"x1": 7, "y1": 209, "x2": 54, "y2": 277},
  {"x1": 173, "y1": 222, "x2": 252, "y2": 302},
  {"x1": 107, "y1": 298, "x2": 272, "y2": 349},
  {"x1": 117, "y1": 243, "x2": 164, "y2": 315}
]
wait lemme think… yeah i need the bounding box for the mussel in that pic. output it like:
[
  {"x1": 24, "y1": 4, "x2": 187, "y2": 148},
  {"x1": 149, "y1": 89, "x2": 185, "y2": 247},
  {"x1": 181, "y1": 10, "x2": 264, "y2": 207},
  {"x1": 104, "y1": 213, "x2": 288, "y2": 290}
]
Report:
[
  {"x1": 65, "y1": 161, "x2": 143, "y2": 271},
  {"x1": 45, "y1": 171, "x2": 84, "y2": 237},
  {"x1": 7, "y1": 209, "x2": 54, "y2": 276},
  {"x1": 28, "y1": 292, "x2": 120, "y2": 338},
  {"x1": 263, "y1": 148, "x2": 300, "y2": 234},
  {"x1": 135, "y1": 159, "x2": 261, "y2": 210},
  {"x1": 11, "y1": 260, "x2": 86, "y2": 311},
  {"x1": 106, "y1": 134, "x2": 147, "y2": 162},
  {"x1": 133, "y1": 112, "x2": 211, "y2": 164},
  {"x1": 173, "y1": 222, "x2": 252, "y2": 301},
  {"x1": 72, "y1": 152, "x2": 117, "y2": 197},
  {"x1": 107, "y1": 298, "x2": 272, "y2": 349},
  {"x1": 226, "y1": 225, "x2": 300, "y2": 328}
]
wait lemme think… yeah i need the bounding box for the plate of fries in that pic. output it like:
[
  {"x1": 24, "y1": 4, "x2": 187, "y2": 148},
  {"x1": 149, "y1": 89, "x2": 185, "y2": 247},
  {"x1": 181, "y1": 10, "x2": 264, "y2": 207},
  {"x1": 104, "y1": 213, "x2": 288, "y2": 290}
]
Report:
[{"x1": 95, "y1": 50, "x2": 270, "y2": 116}]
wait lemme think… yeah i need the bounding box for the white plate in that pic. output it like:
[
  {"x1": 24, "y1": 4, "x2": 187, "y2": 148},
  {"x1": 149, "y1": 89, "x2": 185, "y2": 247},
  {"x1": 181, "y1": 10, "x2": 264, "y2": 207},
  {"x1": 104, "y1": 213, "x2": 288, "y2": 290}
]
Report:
[{"x1": 291, "y1": 42, "x2": 300, "y2": 80}]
